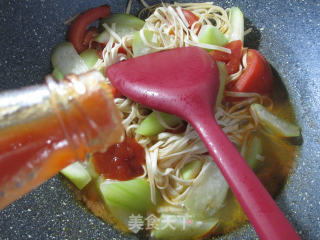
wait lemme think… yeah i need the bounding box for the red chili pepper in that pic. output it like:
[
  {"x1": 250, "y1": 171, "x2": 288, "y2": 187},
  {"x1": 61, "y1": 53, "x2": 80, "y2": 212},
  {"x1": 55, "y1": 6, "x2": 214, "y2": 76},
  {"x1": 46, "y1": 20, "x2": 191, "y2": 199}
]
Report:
[{"x1": 68, "y1": 5, "x2": 111, "y2": 53}]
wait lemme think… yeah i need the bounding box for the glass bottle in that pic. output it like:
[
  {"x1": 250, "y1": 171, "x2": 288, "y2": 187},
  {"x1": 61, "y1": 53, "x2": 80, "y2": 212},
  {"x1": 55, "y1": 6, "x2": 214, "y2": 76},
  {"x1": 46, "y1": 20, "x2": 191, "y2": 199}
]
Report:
[{"x1": 0, "y1": 71, "x2": 123, "y2": 209}]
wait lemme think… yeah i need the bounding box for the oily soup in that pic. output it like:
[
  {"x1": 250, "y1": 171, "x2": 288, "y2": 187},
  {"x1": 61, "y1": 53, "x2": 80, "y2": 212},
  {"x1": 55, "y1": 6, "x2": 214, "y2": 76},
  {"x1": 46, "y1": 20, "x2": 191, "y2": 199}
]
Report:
[{"x1": 67, "y1": 78, "x2": 299, "y2": 237}]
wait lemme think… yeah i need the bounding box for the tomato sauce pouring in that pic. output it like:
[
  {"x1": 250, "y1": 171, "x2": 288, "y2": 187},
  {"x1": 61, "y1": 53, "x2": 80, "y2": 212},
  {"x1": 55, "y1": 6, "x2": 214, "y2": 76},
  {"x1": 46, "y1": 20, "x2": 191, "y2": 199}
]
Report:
[{"x1": 0, "y1": 71, "x2": 123, "y2": 209}]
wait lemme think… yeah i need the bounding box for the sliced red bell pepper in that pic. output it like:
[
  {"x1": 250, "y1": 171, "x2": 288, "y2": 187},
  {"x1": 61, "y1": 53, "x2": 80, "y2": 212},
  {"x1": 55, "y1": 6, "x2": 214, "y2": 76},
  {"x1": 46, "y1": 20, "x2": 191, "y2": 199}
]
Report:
[
  {"x1": 68, "y1": 5, "x2": 111, "y2": 53},
  {"x1": 209, "y1": 40, "x2": 242, "y2": 74},
  {"x1": 83, "y1": 27, "x2": 99, "y2": 48},
  {"x1": 228, "y1": 49, "x2": 274, "y2": 95}
]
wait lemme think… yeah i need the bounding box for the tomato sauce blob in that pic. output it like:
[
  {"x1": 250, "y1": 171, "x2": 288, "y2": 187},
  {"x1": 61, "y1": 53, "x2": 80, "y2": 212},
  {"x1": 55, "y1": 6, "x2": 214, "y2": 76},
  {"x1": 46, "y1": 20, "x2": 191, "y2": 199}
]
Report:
[{"x1": 93, "y1": 137, "x2": 145, "y2": 181}]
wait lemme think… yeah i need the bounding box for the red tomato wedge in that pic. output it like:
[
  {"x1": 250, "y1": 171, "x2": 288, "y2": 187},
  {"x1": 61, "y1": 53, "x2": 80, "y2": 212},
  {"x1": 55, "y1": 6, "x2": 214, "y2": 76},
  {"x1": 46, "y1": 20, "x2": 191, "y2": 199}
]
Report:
[
  {"x1": 230, "y1": 49, "x2": 274, "y2": 94},
  {"x1": 209, "y1": 48, "x2": 231, "y2": 62},
  {"x1": 68, "y1": 5, "x2": 111, "y2": 53},
  {"x1": 209, "y1": 40, "x2": 242, "y2": 74},
  {"x1": 181, "y1": 9, "x2": 199, "y2": 27}
]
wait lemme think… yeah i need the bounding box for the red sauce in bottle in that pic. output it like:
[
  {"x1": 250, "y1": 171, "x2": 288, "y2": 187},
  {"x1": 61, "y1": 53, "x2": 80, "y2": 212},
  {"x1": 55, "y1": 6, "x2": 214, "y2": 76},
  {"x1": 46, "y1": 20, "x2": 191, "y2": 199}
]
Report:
[
  {"x1": 0, "y1": 72, "x2": 123, "y2": 209},
  {"x1": 92, "y1": 137, "x2": 145, "y2": 181}
]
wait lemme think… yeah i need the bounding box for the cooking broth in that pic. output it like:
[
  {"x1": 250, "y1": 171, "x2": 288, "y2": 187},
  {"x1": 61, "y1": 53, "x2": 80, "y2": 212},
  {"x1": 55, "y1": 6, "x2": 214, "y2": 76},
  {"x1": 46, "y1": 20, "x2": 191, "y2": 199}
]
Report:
[
  {"x1": 65, "y1": 77, "x2": 300, "y2": 238},
  {"x1": 213, "y1": 78, "x2": 300, "y2": 236}
]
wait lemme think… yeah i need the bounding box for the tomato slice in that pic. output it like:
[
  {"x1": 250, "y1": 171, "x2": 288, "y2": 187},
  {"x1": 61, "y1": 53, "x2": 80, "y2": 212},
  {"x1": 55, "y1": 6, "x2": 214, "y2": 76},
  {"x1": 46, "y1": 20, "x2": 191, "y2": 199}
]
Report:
[
  {"x1": 181, "y1": 9, "x2": 199, "y2": 27},
  {"x1": 68, "y1": 5, "x2": 111, "y2": 53},
  {"x1": 226, "y1": 58, "x2": 240, "y2": 74},
  {"x1": 229, "y1": 49, "x2": 274, "y2": 95},
  {"x1": 209, "y1": 40, "x2": 242, "y2": 74},
  {"x1": 209, "y1": 49, "x2": 231, "y2": 62}
]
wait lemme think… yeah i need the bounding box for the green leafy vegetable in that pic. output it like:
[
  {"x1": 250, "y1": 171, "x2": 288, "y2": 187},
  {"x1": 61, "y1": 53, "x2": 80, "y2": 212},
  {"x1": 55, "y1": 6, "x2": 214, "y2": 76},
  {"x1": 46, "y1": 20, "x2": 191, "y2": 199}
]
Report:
[
  {"x1": 198, "y1": 25, "x2": 229, "y2": 47},
  {"x1": 94, "y1": 30, "x2": 110, "y2": 44},
  {"x1": 99, "y1": 178, "x2": 160, "y2": 213},
  {"x1": 151, "y1": 214, "x2": 218, "y2": 240},
  {"x1": 181, "y1": 160, "x2": 202, "y2": 180},
  {"x1": 250, "y1": 103, "x2": 301, "y2": 137},
  {"x1": 244, "y1": 135, "x2": 262, "y2": 170},
  {"x1": 52, "y1": 68, "x2": 64, "y2": 80},
  {"x1": 227, "y1": 7, "x2": 244, "y2": 42},
  {"x1": 132, "y1": 30, "x2": 159, "y2": 57},
  {"x1": 86, "y1": 158, "x2": 99, "y2": 179},
  {"x1": 136, "y1": 111, "x2": 182, "y2": 136},
  {"x1": 60, "y1": 161, "x2": 92, "y2": 190},
  {"x1": 216, "y1": 61, "x2": 228, "y2": 107},
  {"x1": 96, "y1": 14, "x2": 145, "y2": 43},
  {"x1": 80, "y1": 48, "x2": 99, "y2": 69},
  {"x1": 103, "y1": 13, "x2": 144, "y2": 35},
  {"x1": 184, "y1": 162, "x2": 228, "y2": 219},
  {"x1": 51, "y1": 42, "x2": 89, "y2": 75}
]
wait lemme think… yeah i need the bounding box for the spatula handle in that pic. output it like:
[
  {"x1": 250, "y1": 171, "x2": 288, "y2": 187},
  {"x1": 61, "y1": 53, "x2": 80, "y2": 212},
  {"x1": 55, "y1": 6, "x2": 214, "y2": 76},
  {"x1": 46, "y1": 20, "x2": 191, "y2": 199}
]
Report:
[{"x1": 190, "y1": 115, "x2": 300, "y2": 240}]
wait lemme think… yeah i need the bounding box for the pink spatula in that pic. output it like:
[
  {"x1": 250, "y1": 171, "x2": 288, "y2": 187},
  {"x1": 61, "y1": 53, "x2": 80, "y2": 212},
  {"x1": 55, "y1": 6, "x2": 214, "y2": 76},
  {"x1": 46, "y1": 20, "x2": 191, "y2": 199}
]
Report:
[{"x1": 107, "y1": 47, "x2": 300, "y2": 240}]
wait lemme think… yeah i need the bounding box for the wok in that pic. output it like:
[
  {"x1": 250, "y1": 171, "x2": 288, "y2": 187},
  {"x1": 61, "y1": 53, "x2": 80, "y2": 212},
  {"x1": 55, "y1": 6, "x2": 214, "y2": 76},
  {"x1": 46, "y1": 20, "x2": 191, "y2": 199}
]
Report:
[{"x1": 0, "y1": 0, "x2": 319, "y2": 239}]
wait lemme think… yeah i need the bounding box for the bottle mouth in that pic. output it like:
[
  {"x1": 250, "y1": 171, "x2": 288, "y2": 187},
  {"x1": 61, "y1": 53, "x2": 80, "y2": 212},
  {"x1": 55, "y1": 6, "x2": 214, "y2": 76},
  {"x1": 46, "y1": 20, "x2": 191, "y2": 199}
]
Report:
[{"x1": 0, "y1": 84, "x2": 54, "y2": 128}]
